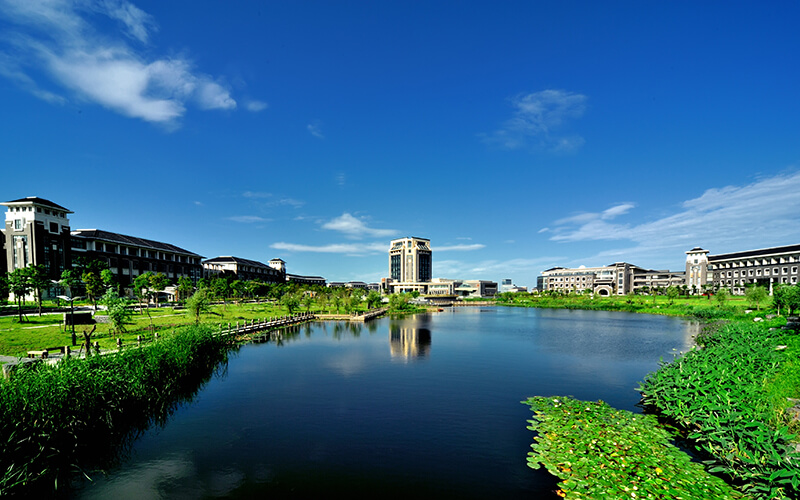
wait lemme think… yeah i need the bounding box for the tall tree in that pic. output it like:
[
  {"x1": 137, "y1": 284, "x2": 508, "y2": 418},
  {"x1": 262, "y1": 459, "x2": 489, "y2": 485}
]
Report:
[
  {"x1": 133, "y1": 272, "x2": 152, "y2": 312},
  {"x1": 147, "y1": 272, "x2": 169, "y2": 306},
  {"x1": 7, "y1": 268, "x2": 31, "y2": 322},
  {"x1": 60, "y1": 269, "x2": 80, "y2": 298},
  {"x1": 102, "y1": 289, "x2": 132, "y2": 337},
  {"x1": 186, "y1": 289, "x2": 211, "y2": 324},
  {"x1": 101, "y1": 268, "x2": 118, "y2": 295},
  {"x1": 745, "y1": 285, "x2": 768, "y2": 311},
  {"x1": 24, "y1": 265, "x2": 50, "y2": 316},
  {"x1": 177, "y1": 276, "x2": 193, "y2": 304}
]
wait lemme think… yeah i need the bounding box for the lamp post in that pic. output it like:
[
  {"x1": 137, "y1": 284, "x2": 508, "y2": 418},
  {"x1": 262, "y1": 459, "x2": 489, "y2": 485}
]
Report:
[{"x1": 57, "y1": 294, "x2": 83, "y2": 340}]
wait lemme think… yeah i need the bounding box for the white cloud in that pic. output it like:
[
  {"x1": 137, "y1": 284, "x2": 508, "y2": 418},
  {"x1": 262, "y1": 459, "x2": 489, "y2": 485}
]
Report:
[
  {"x1": 547, "y1": 171, "x2": 800, "y2": 265},
  {"x1": 244, "y1": 99, "x2": 268, "y2": 112},
  {"x1": 322, "y1": 213, "x2": 398, "y2": 239},
  {"x1": 243, "y1": 191, "x2": 272, "y2": 198},
  {"x1": 0, "y1": 0, "x2": 236, "y2": 125},
  {"x1": 483, "y1": 89, "x2": 587, "y2": 151},
  {"x1": 307, "y1": 120, "x2": 324, "y2": 139},
  {"x1": 227, "y1": 215, "x2": 269, "y2": 223},
  {"x1": 435, "y1": 244, "x2": 486, "y2": 252},
  {"x1": 271, "y1": 241, "x2": 387, "y2": 255}
]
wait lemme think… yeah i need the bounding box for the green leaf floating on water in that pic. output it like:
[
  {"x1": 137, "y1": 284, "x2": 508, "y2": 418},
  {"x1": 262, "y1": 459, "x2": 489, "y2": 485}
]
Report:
[{"x1": 522, "y1": 396, "x2": 744, "y2": 499}]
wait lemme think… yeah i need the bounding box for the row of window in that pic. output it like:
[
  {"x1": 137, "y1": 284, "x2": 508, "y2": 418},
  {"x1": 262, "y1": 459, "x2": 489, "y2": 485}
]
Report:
[
  {"x1": 70, "y1": 240, "x2": 199, "y2": 264},
  {"x1": 710, "y1": 254, "x2": 800, "y2": 269},
  {"x1": 716, "y1": 266, "x2": 799, "y2": 279},
  {"x1": 8, "y1": 206, "x2": 68, "y2": 218}
]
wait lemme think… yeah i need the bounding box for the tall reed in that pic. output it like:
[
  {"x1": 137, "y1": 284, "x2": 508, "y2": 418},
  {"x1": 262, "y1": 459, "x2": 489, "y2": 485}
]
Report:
[{"x1": 0, "y1": 324, "x2": 231, "y2": 496}]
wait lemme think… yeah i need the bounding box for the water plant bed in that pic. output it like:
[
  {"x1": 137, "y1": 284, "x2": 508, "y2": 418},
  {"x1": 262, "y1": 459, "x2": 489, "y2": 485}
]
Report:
[
  {"x1": 523, "y1": 396, "x2": 743, "y2": 499},
  {"x1": 640, "y1": 320, "x2": 800, "y2": 498}
]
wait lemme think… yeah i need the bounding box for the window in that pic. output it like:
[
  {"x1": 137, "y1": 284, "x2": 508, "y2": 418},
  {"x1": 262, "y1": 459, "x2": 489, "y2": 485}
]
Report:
[
  {"x1": 49, "y1": 221, "x2": 59, "y2": 233},
  {"x1": 14, "y1": 219, "x2": 23, "y2": 230}
]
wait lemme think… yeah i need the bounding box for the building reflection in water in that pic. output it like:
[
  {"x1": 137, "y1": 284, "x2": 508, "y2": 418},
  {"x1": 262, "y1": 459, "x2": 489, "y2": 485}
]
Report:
[{"x1": 389, "y1": 325, "x2": 432, "y2": 359}]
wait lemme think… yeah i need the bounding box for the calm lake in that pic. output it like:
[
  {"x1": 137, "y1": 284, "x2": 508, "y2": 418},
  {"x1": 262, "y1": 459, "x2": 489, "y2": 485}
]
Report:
[{"x1": 70, "y1": 306, "x2": 698, "y2": 499}]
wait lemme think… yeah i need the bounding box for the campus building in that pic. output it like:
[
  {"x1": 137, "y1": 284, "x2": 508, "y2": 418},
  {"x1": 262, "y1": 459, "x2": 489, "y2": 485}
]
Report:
[
  {"x1": 541, "y1": 262, "x2": 683, "y2": 296},
  {"x1": 70, "y1": 229, "x2": 204, "y2": 289},
  {"x1": 1, "y1": 197, "x2": 73, "y2": 286},
  {"x1": 202, "y1": 256, "x2": 285, "y2": 283},
  {"x1": 385, "y1": 237, "x2": 433, "y2": 294},
  {"x1": 1, "y1": 196, "x2": 203, "y2": 299},
  {"x1": 687, "y1": 244, "x2": 800, "y2": 295}
]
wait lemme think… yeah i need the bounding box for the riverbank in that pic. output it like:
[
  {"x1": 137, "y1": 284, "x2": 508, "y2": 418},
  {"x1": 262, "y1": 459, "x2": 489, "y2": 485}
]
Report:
[
  {"x1": 0, "y1": 324, "x2": 233, "y2": 496},
  {"x1": 512, "y1": 292, "x2": 800, "y2": 498}
]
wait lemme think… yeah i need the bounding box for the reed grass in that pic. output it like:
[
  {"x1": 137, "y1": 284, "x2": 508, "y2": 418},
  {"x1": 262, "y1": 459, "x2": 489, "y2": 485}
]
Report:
[{"x1": 0, "y1": 324, "x2": 232, "y2": 496}]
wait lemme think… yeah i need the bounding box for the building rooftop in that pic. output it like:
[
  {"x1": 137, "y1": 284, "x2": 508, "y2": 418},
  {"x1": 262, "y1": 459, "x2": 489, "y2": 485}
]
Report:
[
  {"x1": 72, "y1": 229, "x2": 202, "y2": 257},
  {"x1": 203, "y1": 256, "x2": 273, "y2": 268},
  {"x1": 2, "y1": 196, "x2": 73, "y2": 213},
  {"x1": 710, "y1": 243, "x2": 800, "y2": 261}
]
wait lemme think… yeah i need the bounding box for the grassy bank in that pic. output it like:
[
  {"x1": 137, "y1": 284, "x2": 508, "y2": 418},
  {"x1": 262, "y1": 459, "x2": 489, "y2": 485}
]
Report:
[
  {"x1": 0, "y1": 324, "x2": 232, "y2": 496},
  {"x1": 498, "y1": 292, "x2": 749, "y2": 320},
  {"x1": 639, "y1": 319, "x2": 800, "y2": 498},
  {"x1": 513, "y1": 292, "x2": 800, "y2": 498}
]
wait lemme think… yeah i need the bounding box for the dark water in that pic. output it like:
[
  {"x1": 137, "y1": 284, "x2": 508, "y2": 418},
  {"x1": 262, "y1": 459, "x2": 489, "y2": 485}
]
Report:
[{"x1": 71, "y1": 307, "x2": 697, "y2": 499}]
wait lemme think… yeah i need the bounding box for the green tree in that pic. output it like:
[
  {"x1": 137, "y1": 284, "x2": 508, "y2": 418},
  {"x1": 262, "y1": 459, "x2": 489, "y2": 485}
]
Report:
[
  {"x1": 7, "y1": 268, "x2": 31, "y2": 322},
  {"x1": 177, "y1": 276, "x2": 194, "y2": 304},
  {"x1": 60, "y1": 268, "x2": 80, "y2": 298},
  {"x1": 134, "y1": 272, "x2": 152, "y2": 311},
  {"x1": 148, "y1": 272, "x2": 169, "y2": 306},
  {"x1": 101, "y1": 268, "x2": 118, "y2": 294},
  {"x1": 281, "y1": 292, "x2": 300, "y2": 315},
  {"x1": 714, "y1": 287, "x2": 730, "y2": 308},
  {"x1": 366, "y1": 290, "x2": 382, "y2": 309},
  {"x1": 230, "y1": 280, "x2": 245, "y2": 304},
  {"x1": 102, "y1": 289, "x2": 132, "y2": 336},
  {"x1": 744, "y1": 285, "x2": 768, "y2": 311},
  {"x1": 301, "y1": 293, "x2": 314, "y2": 313},
  {"x1": 24, "y1": 265, "x2": 50, "y2": 316},
  {"x1": 82, "y1": 269, "x2": 105, "y2": 311},
  {"x1": 665, "y1": 286, "x2": 680, "y2": 306},
  {"x1": 186, "y1": 289, "x2": 211, "y2": 324}
]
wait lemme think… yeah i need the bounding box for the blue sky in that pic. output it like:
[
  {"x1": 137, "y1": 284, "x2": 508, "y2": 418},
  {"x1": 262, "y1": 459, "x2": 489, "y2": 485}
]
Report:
[{"x1": 1, "y1": 1, "x2": 799, "y2": 288}]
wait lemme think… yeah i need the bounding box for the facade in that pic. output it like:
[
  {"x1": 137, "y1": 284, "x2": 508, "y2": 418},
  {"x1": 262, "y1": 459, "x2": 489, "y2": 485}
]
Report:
[
  {"x1": 202, "y1": 256, "x2": 285, "y2": 283},
  {"x1": 286, "y1": 274, "x2": 327, "y2": 286},
  {"x1": 688, "y1": 244, "x2": 800, "y2": 295},
  {"x1": 389, "y1": 237, "x2": 432, "y2": 283},
  {"x1": 455, "y1": 280, "x2": 498, "y2": 298},
  {"x1": 386, "y1": 237, "x2": 433, "y2": 294},
  {"x1": 541, "y1": 262, "x2": 680, "y2": 296},
  {"x1": 2, "y1": 197, "x2": 74, "y2": 290},
  {"x1": 71, "y1": 229, "x2": 204, "y2": 289}
]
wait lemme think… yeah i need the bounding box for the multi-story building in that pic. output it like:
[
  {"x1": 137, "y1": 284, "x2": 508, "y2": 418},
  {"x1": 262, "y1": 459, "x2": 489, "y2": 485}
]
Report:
[
  {"x1": 541, "y1": 262, "x2": 678, "y2": 296},
  {"x1": 454, "y1": 280, "x2": 498, "y2": 298},
  {"x1": 202, "y1": 256, "x2": 285, "y2": 283},
  {"x1": 1, "y1": 196, "x2": 204, "y2": 299},
  {"x1": 687, "y1": 244, "x2": 800, "y2": 294},
  {"x1": 2, "y1": 197, "x2": 74, "y2": 291},
  {"x1": 70, "y1": 229, "x2": 204, "y2": 289},
  {"x1": 386, "y1": 237, "x2": 432, "y2": 294},
  {"x1": 389, "y1": 237, "x2": 432, "y2": 283}
]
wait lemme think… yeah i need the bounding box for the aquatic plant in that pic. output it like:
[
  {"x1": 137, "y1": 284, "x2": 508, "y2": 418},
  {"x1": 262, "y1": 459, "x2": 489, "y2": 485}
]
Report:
[
  {"x1": 523, "y1": 396, "x2": 742, "y2": 499},
  {"x1": 0, "y1": 324, "x2": 231, "y2": 496},
  {"x1": 640, "y1": 321, "x2": 800, "y2": 498}
]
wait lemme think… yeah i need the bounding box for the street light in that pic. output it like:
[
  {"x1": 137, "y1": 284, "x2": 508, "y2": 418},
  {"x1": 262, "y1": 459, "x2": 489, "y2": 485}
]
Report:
[{"x1": 57, "y1": 294, "x2": 84, "y2": 340}]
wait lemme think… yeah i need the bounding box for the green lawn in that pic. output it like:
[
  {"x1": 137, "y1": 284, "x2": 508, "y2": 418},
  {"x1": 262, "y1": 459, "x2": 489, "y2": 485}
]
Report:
[{"x1": 0, "y1": 301, "x2": 296, "y2": 356}]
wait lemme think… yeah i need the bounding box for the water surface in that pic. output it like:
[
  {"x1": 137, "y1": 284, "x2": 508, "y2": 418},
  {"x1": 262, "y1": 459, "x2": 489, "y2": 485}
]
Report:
[{"x1": 71, "y1": 307, "x2": 697, "y2": 499}]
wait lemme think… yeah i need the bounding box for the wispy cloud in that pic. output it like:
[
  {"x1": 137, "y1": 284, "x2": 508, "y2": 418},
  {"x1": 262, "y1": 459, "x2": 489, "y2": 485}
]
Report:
[
  {"x1": 307, "y1": 120, "x2": 324, "y2": 139},
  {"x1": 483, "y1": 89, "x2": 587, "y2": 152},
  {"x1": 435, "y1": 256, "x2": 561, "y2": 281},
  {"x1": 322, "y1": 213, "x2": 398, "y2": 239},
  {"x1": 435, "y1": 244, "x2": 486, "y2": 252},
  {"x1": 244, "y1": 99, "x2": 268, "y2": 112},
  {"x1": 271, "y1": 242, "x2": 387, "y2": 255},
  {"x1": 243, "y1": 191, "x2": 272, "y2": 198},
  {"x1": 0, "y1": 0, "x2": 237, "y2": 126},
  {"x1": 546, "y1": 171, "x2": 800, "y2": 265},
  {"x1": 227, "y1": 215, "x2": 270, "y2": 223}
]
